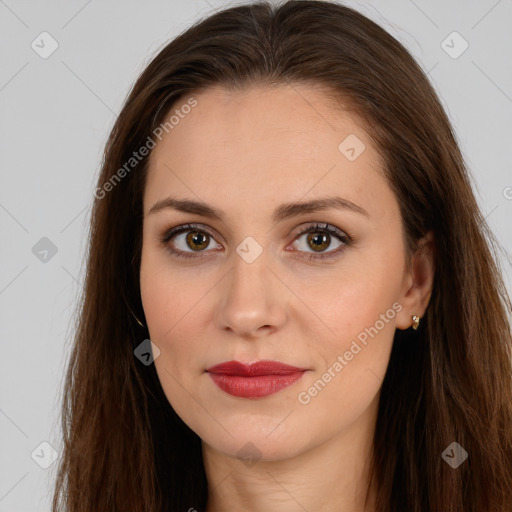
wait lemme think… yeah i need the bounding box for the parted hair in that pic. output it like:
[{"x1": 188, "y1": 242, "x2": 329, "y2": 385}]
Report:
[{"x1": 52, "y1": 1, "x2": 512, "y2": 511}]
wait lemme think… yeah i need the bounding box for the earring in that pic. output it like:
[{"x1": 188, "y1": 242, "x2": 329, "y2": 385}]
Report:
[
  {"x1": 127, "y1": 303, "x2": 146, "y2": 328},
  {"x1": 411, "y1": 315, "x2": 420, "y2": 331}
]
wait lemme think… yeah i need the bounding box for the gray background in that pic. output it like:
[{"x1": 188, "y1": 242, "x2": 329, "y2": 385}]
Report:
[{"x1": 1, "y1": 0, "x2": 511, "y2": 510}]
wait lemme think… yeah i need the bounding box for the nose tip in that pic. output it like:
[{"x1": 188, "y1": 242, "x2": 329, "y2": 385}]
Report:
[{"x1": 214, "y1": 262, "x2": 287, "y2": 338}]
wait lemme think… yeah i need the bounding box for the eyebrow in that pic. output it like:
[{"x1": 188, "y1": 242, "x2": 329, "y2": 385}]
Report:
[{"x1": 148, "y1": 195, "x2": 369, "y2": 221}]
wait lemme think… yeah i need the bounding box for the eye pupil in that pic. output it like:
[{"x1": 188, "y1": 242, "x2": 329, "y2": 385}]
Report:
[
  {"x1": 307, "y1": 232, "x2": 330, "y2": 252},
  {"x1": 186, "y1": 231, "x2": 209, "y2": 251}
]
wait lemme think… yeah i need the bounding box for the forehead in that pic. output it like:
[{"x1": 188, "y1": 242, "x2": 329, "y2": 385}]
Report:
[{"x1": 144, "y1": 84, "x2": 391, "y2": 221}]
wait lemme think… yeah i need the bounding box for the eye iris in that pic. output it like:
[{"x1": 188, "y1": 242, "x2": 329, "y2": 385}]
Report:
[
  {"x1": 307, "y1": 232, "x2": 330, "y2": 252},
  {"x1": 186, "y1": 231, "x2": 209, "y2": 251}
]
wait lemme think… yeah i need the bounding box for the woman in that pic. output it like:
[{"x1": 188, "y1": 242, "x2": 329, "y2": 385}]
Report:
[{"x1": 52, "y1": 1, "x2": 512, "y2": 511}]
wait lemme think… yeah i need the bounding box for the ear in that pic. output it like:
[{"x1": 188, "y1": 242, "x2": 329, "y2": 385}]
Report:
[{"x1": 395, "y1": 230, "x2": 435, "y2": 330}]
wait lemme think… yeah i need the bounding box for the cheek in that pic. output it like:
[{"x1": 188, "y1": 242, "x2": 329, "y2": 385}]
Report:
[
  {"x1": 292, "y1": 268, "x2": 399, "y2": 432},
  {"x1": 139, "y1": 250, "x2": 214, "y2": 400},
  {"x1": 140, "y1": 263, "x2": 169, "y2": 340},
  {"x1": 290, "y1": 243, "x2": 403, "y2": 398},
  {"x1": 297, "y1": 252, "x2": 403, "y2": 344},
  {"x1": 140, "y1": 258, "x2": 203, "y2": 414},
  {"x1": 140, "y1": 248, "x2": 201, "y2": 341}
]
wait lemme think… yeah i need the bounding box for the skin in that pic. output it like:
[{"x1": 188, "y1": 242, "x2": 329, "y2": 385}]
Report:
[{"x1": 139, "y1": 83, "x2": 435, "y2": 512}]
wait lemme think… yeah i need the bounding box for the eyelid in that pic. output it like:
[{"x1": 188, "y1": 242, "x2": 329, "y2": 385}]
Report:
[
  {"x1": 160, "y1": 221, "x2": 352, "y2": 260},
  {"x1": 160, "y1": 223, "x2": 218, "y2": 243},
  {"x1": 161, "y1": 222, "x2": 351, "y2": 242},
  {"x1": 290, "y1": 222, "x2": 351, "y2": 242}
]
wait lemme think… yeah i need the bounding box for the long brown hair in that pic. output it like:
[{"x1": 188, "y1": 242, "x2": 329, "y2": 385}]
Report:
[{"x1": 51, "y1": 1, "x2": 512, "y2": 510}]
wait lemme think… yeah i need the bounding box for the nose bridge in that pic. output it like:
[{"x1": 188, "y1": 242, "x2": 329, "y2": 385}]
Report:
[
  {"x1": 228, "y1": 231, "x2": 274, "y2": 294},
  {"x1": 215, "y1": 243, "x2": 286, "y2": 336},
  {"x1": 229, "y1": 244, "x2": 274, "y2": 309}
]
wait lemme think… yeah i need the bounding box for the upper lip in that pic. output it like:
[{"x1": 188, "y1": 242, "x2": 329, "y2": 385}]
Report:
[{"x1": 206, "y1": 360, "x2": 307, "y2": 376}]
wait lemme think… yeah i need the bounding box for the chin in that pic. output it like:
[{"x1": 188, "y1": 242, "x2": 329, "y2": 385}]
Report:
[{"x1": 201, "y1": 425, "x2": 310, "y2": 464}]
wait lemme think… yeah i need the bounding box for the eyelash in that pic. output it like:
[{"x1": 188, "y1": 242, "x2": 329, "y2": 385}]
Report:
[{"x1": 159, "y1": 222, "x2": 352, "y2": 261}]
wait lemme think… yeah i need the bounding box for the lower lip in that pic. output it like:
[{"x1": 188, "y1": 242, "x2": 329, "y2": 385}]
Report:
[{"x1": 207, "y1": 372, "x2": 306, "y2": 398}]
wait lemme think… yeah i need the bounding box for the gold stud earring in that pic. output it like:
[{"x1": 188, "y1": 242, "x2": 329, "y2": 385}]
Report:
[{"x1": 412, "y1": 315, "x2": 420, "y2": 331}]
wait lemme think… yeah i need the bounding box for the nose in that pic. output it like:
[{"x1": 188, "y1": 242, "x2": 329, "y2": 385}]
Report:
[{"x1": 214, "y1": 253, "x2": 288, "y2": 339}]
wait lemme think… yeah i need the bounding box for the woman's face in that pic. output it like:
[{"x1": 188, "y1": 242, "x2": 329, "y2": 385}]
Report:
[{"x1": 140, "y1": 83, "x2": 421, "y2": 462}]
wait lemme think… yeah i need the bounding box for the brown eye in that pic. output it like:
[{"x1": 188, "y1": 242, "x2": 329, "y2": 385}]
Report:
[
  {"x1": 161, "y1": 222, "x2": 351, "y2": 262},
  {"x1": 306, "y1": 232, "x2": 331, "y2": 252},
  {"x1": 161, "y1": 223, "x2": 220, "y2": 259},
  {"x1": 291, "y1": 223, "x2": 351, "y2": 261},
  {"x1": 185, "y1": 231, "x2": 210, "y2": 251}
]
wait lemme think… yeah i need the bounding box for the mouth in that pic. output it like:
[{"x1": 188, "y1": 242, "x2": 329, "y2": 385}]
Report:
[{"x1": 205, "y1": 360, "x2": 308, "y2": 398}]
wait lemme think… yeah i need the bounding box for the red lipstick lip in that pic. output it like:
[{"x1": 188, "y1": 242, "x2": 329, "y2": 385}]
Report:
[
  {"x1": 205, "y1": 360, "x2": 307, "y2": 376},
  {"x1": 205, "y1": 360, "x2": 309, "y2": 398}
]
